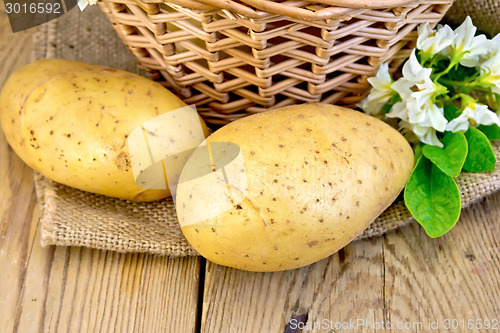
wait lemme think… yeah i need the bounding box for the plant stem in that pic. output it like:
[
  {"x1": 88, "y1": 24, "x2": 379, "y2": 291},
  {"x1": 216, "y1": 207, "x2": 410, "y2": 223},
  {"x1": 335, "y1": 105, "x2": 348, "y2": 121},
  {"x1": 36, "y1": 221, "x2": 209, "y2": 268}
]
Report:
[
  {"x1": 433, "y1": 60, "x2": 457, "y2": 81},
  {"x1": 439, "y1": 93, "x2": 468, "y2": 103},
  {"x1": 438, "y1": 78, "x2": 490, "y2": 92}
]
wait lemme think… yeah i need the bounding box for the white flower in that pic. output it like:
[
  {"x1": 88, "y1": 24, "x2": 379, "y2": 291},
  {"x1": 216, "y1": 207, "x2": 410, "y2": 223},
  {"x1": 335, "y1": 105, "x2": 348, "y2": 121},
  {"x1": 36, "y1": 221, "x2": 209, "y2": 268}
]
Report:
[
  {"x1": 411, "y1": 78, "x2": 443, "y2": 108},
  {"x1": 385, "y1": 100, "x2": 408, "y2": 120},
  {"x1": 479, "y1": 35, "x2": 500, "y2": 95},
  {"x1": 391, "y1": 50, "x2": 446, "y2": 113},
  {"x1": 449, "y1": 16, "x2": 490, "y2": 67},
  {"x1": 400, "y1": 121, "x2": 443, "y2": 147},
  {"x1": 485, "y1": 33, "x2": 500, "y2": 55},
  {"x1": 410, "y1": 100, "x2": 447, "y2": 131},
  {"x1": 487, "y1": 33, "x2": 500, "y2": 51},
  {"x1": 417, "y1": 23, "x2": 454, "y2": 56},
  {"x1": 387, "y1": 99, "x2": 447, "y2": 132},
  {"x1": 445, "y1": 103, "x2": 500, "y2": 132},
  {"x1": 400, "y1": 50, "x2": 433, "y2": 85},
  {"x1": 480, "y1": 51, "x2": 500, "y2": 95},
  {"x1": 358, "y1": 63, "x2": 393, "y2": 116},
  {"x1": 385, "y1": 50, "x2": 449, "y2": 145},
  {"x1": 492, "y1": 33, "x2": 500, "y2": 47},
  {"x1": 391, "y1": 50, "x2": 440, "y2": 107}
]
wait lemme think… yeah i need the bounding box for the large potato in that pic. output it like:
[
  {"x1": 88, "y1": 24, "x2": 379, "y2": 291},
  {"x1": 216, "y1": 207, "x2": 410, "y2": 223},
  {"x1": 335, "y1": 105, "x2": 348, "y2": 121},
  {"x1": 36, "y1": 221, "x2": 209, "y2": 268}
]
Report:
[
  {"x1": 0, "y1": 59, "x2": 209, "y2": 201},
  {"x1": 176, "y1": 103, "x2": 414, "y2": 271}
]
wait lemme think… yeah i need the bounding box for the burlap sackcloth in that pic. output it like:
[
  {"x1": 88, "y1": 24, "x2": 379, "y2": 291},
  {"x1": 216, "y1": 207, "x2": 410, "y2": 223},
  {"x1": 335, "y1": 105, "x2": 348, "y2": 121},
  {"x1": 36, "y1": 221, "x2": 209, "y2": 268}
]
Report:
[
  {"x1": 442, "y1": 0, "x2": 500, "y2": 36},
  {"x1": 32, "y1": 5, "x2": 500, "y2": 256}
]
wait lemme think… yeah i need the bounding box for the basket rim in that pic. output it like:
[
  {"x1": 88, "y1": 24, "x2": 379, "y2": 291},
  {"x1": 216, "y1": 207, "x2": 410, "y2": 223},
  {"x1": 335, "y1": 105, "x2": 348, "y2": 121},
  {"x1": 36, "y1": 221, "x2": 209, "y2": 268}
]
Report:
[
  {"x1": 140, "y1": 0, "x2": 418, "y2": 8},
  {"x1": 135, "y1": 0, "x2": 422, "y2": 20}
]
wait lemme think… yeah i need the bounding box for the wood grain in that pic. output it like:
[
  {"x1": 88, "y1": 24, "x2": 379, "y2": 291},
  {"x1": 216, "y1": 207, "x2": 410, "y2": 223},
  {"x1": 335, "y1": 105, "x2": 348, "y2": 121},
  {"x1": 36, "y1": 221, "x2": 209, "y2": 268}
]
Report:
[
  {"x1": 12, "y1": 243, "x2": 202, "y2": 333},
  {"x1": 0, "y1": 12, "x2": 202, "y2": 333},
  {"x1": 200, "y1": 195, "x2": 500, "y2": 333},
  {"x1": 0, "y1": 10, "x2": 39, "y2": 333}
]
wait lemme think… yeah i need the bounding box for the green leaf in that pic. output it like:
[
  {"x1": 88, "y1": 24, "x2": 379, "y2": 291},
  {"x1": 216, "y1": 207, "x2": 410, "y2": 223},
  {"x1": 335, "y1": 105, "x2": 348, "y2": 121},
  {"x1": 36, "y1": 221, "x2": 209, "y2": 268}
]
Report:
[
  {"x1": 414, "y1": 143, "x2": 424, "y2": 161},
  {"x1": 463, "y1": 127, "x2": 496, "y2": 172},
  {"x1": 404, "y1": 156, "x2": 461, "y2": 238},
  {"x1": 381, "y1": 94, "x2": 402, "y2": 114},
  {"x1": 422, "y1": 132, "x2": 468, "y2": 178},
  {"x1": 380, "y1": 102, "x2": 393, "y2": 114},
  {"x1": 477, "y1": 124, "x2": 500, "y2": 140},
  {"x1": 443, "y1": 104, "x2": 461, "y2": 122}
]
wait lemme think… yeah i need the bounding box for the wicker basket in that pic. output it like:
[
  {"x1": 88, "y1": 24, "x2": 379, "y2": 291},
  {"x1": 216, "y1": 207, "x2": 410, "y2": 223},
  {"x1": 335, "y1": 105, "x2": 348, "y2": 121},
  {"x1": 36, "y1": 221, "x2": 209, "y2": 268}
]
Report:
[{"x1": 98, "y1": 0, "x2": 454, "y2": 124}]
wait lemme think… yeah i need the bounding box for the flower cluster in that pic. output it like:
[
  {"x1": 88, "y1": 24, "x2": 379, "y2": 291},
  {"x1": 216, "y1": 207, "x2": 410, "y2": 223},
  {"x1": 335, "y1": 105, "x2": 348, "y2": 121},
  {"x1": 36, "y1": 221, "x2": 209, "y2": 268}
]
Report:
[
  {"x1": 359, "y1": 17, "x2": 500, "y2": 238},
  {"x1": 358, "y1": 17, "x2": 500, "y2": 147}
]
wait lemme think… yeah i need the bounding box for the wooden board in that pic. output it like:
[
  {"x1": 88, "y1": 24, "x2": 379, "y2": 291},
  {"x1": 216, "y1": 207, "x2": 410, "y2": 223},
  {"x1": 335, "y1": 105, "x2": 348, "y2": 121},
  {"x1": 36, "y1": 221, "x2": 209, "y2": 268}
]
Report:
[
  {"x1": 0, "y1": 12, "x2": 201, "y2": 333},
  {"x1": 200, "y1": 194, "x2": 500, "y2": 332}
]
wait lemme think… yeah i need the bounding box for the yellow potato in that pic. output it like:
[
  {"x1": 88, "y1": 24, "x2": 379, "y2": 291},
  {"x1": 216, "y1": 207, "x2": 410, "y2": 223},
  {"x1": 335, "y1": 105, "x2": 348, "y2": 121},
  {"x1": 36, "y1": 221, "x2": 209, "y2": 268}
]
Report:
[
  {"x1": 0, "y1": 59, "x2": 210, "y2": 201},
  {"x1": 176, "y1": 103, "x2": 414, "y2": 271}
]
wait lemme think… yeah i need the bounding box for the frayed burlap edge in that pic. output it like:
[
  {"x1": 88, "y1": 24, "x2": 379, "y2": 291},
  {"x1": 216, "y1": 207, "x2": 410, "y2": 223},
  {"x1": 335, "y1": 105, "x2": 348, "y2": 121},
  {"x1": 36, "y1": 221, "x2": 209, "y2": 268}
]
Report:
[{"x1": 34, "y1": 172, "x2": 199, "y2": 256}]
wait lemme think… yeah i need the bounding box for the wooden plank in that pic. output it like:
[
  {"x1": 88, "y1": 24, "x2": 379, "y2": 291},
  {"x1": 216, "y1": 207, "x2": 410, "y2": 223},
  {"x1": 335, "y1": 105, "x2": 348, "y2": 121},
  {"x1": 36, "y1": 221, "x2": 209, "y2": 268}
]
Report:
[
  {"x1": 0, "y1": 10, "x2": 40, "y2": 333},
  {"x1": 0, "y1": 12, "x2": 202, "y2": 333},
  {"x1": 200, "y1": 231, "x2": 387, "y2": 332},
  {"x1": 383, "y1": 194, "x2": 500, "y2": 332},
  {"x1": 13, "y1": 240, "x2": 202, "y2": 333},
  {"x1": 200, "y1": 194, "x2": 500, "y2": 332}
]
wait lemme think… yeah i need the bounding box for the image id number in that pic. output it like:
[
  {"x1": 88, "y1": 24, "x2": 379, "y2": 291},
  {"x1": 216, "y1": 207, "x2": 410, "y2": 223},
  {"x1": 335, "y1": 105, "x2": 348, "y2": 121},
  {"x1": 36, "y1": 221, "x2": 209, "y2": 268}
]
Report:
[
  {"x1": 443, "y1": 319, "x2": 499, "y2": 330},
  {"x1": 5, "y1": 2, "x2": 61, "y2": 14}
]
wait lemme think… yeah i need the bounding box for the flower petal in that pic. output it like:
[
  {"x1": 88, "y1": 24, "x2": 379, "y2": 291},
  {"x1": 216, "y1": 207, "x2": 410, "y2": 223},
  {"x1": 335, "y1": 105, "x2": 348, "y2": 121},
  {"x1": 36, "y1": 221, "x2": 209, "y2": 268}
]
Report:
[
  {"x1": 445, "y1": 114, "x2": 470, "y2": 132},
  {"x1": 386, "y1": 101, "x2": 408, "y2": 120},
  {"x1": 474, "y1": 104, "x2": 500, "y2": 126},
  {"x1": 418, "y1": 23, "x2": 454, "y2": 56},
  {"x1": 400, "y1": 121, "x2": 443, "y2": 147},
  {"x1": 452, "y1": 16, "x2": 490, "y2": 67}
]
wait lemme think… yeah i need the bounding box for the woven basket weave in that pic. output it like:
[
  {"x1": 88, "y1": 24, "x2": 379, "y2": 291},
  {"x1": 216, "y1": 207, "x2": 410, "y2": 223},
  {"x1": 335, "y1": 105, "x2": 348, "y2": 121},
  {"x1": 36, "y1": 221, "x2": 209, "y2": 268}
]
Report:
[{"x1": 98, "y1": 0, "x2": 454, "y2": 124}]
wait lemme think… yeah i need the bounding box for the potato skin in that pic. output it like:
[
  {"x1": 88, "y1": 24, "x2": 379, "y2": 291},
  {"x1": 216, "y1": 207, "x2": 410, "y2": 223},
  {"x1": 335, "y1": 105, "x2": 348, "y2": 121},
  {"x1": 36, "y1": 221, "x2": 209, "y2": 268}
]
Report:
[
  {"x1": 178, "y1": 103, "x2": 414, "y2": 271},
  {"x1": 0, "y1": 59, "x2": 209, "y2": 201}
]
